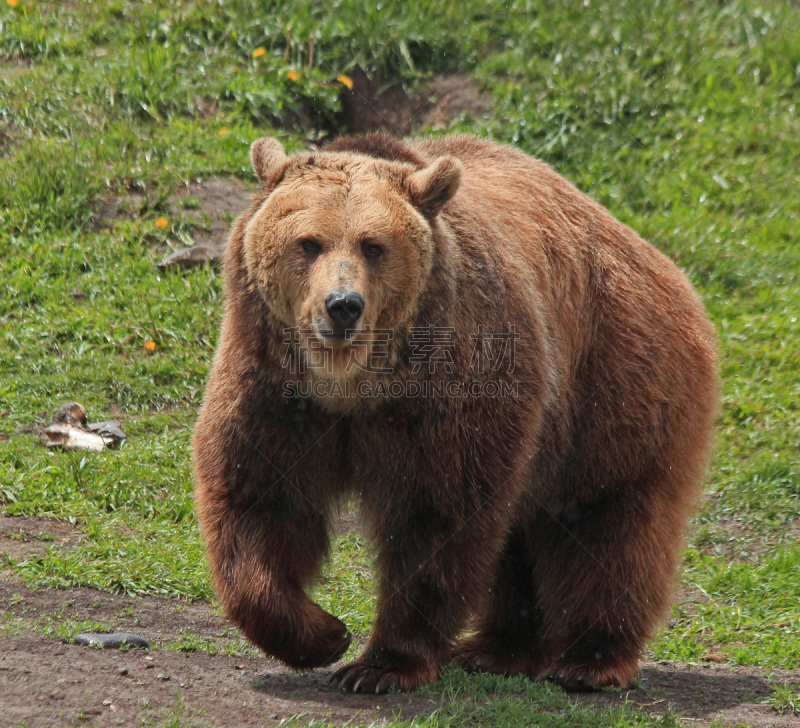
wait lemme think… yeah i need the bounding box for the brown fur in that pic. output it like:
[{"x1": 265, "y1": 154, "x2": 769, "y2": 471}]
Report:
[{"x1": 193, "y1": 133, "x2": 718, "y2": 694}]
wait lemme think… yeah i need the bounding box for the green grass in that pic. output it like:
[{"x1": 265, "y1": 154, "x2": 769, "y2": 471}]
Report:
[
  {"x1": 766, "y1": 679, "x2": 800, "y2": 716},
  {"x1": 1, "y1": 0, "x2": 799, "y2": 725},
  {"x1": 277, "y1": 670, "x2": 689, "y2": 728}
]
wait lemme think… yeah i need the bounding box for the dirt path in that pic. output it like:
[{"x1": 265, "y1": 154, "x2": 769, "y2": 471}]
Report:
[
  {"x1": 2, "y1": 518, "x2": 797, "y2": 728},
  {"x1": 0, "y1": 577, "x2": 438, "y2": 728}
]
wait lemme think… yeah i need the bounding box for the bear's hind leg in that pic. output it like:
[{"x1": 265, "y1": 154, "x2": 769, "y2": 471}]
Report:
[
  {"x1": 529, "y1": 471, "x2": 697, "y2": 691},
  {"x1": 452, "y1": 525, "x2": 548, "y2": 678}
]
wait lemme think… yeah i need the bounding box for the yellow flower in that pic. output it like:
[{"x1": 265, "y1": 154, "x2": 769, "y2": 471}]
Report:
[
  {"x1": 7, "y1": 0, "x2": 18, "y2": 8},
  {"x1": 253, "y1": 47, "x2": 266, "y2": 58},
  {"x1": 145, "y1": 341, "x2": 156, "y2": 351},
  {"x1": 155, "y1": 217, "x2": 168, "y2": 228},
  {"x1": 218, "y1": 127, "x2": 230, "y2": 135},
  {"x1": 286, "y1": 71, "x2": 299, "y2": 81},
  {"x1": 337, "y1": 74, "x2": 354, "y2": 90}
]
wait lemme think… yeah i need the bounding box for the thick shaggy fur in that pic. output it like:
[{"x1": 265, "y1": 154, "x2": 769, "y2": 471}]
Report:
[{"x1": 193, "y1": 133, "x2": 718, "y2": 694}]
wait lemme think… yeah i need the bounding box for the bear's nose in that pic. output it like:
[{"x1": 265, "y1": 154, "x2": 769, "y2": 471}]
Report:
[{"x1": 325, "y1": 291, "x2": 365, "y2": 332}]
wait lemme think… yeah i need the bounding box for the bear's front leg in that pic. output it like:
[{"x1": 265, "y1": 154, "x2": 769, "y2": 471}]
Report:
[
  {"x1": 331, "y1": 527, "x2": 454, "y2": 693},
  {"x1": 193, "y1": 373, "x2": 352, "y2": 669},
  {"x1": 332, "y1": 479, "x2": 517, "y2": 693},
  {"x1": 196, "y1": 471, "x2": 353, "y2": 668}
]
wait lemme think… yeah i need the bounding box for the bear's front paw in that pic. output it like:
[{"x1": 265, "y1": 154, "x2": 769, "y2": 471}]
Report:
[
  {"x1": 331, "y1": 652, "x2": 439, "y2": 694},
  {"x1": 279, "y1": 611, "x2": 352, "y2": 669}
]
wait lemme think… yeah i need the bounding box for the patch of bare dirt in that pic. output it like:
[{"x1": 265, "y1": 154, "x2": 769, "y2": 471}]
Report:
[
  {"x1": 91, "y1": 188, "x2": 144, "y2": 230},
  {"x1": 165, "y1": 177, "x2": 256, "y2": 249},
  {"x1": 0, "y1": 55, "x2": 32, "y2": 75},
  {"x1": 0, "y1": 580, "x2": 437, "y2": 727},
  {"x1": 339, "y1": 69, "x2": 493, "y2": 135},
  {"x1": 332, "y1": 509, "x2": 363, "y2": 537},
  {"x1": 692, "y1": 515, "x2": 800, "y2": 565},
  {"x1": 0, "y1": 515, "x2": 81, "y2": 564},
  {"x1": 0, "y1": 119, "x2": 21, "y2": 153},
  {"x1": 1, "y1": 576, "x2": 798, "y2": 727},
  {"x1": 586, "y1": 664, "x2": 797, "y2": 727},
  {"x1": 93, "y1": 176, "x2": 256, "y2": 259}
]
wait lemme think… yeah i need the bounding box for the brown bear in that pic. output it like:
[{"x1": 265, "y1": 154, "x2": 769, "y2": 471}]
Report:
[{"x1": 193, "y1": 132, "x2": 718, "y2": 694}]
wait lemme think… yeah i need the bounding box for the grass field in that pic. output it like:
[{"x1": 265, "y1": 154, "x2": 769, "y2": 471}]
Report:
[{"x1": 1, "y1": 0, "x2": 799, "y2": 726}]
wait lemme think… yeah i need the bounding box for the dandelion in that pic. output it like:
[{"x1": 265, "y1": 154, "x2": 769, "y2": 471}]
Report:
[
  {"x1": 145, "y1": 341, "x2": 156, "y2": 351},
  {"x1": 7, "y1": 0, "x2": 18, "y2": 8},
  {"x1": 286, "y1": 71, "x2": 299, "y2": 81},
  {"x1": 218, "y1": 127, "x2": 230, "y2": 135},
  {"x1": 253, "y1": 47, "x2": 266, "y2": 58},
  {"x1": 337, "y1": 74, "x2": 354, "y2": 90},
  {"x1": 155, "y1": 217, "x2": 168, "y2": 228}
]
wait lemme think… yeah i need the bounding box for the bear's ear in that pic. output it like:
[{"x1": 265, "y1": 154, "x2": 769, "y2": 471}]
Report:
[
  {"x1": 405, "y1": 156, "x2": 462, "y2": 218},
  {"x1": 250, "y1": 137, "x2": 289, "y2": 188}
]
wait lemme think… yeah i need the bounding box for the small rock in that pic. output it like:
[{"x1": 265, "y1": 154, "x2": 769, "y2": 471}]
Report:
[
  {"x1": 86, "y1": 420, "x2": 127, "y2": 448},
  {"x1": 74, "y1": 632, "x2": 150, "y2": 649},
  {"x1": 157, "y1": 673, "x2": 170, "y2": 681}
]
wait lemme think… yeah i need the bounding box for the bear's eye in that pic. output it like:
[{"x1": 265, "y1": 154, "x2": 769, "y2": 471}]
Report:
[
  {"x1": 362, "y1": 241, "x2": 383, "y2": 260},
  {"x1": 299, "y1": 237, "x2": 322, "y2": 256}
]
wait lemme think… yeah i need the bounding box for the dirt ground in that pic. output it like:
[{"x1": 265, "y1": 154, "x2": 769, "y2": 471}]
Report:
[
  {"x1": 94, "y1": 175, "x2": 256, "y2": 259},
  {"x1": 338, "y1": 71, "x2": 493, "y2": 136},
  {"x1": 1, "y1": 515, "x2": 798, "y2": 728}
]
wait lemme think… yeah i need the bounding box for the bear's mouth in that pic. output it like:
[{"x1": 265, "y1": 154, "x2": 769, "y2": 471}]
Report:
[{"x1": 313, "y1": 322, "x2": 356, "y2": 347}]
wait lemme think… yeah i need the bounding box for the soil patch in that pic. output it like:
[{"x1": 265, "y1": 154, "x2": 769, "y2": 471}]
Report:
[
  {"x1": 587, "y1": 664, "x2": 797, "y2": 727},
  {"x1": 0, "y1": 579, "x2": 437, "y2": 727},
  {"x1": 0, "y1": 633, "x2": 440, "y2": 728},
  {"x1": 0, "y1": 55, "x2": 32, "y2": 78},
  {"x1": 694, "y1": 517, "x2": 800, "y2": 564},
  {"x1": 333, "y1": 509, "x2": 363, "y2": 537},
  {"x1": 1, "y1": 577, "x2": 797, "y2": 727},
  {"x1": 93, "y1": 176, "x2": 256, "y2": 260},
  {"x1": 339, "y1": 70, "x2": 493, "y2": 135},
  {"x1": 165, "y1": 177, "x2": 256, "y2": 249},
  {"x1": 0, "y1": 514, "x2": 81, "y2": 564}
]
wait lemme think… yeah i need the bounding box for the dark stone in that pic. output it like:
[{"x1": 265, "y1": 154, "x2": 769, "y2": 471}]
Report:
[{"x1": 74, "y1": 632, "x2": 150, "y2": 649}]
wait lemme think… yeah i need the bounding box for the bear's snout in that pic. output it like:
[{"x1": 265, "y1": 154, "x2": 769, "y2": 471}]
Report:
[{"x1": 325, "y1": 290, "x2": 365, "y2": 335}]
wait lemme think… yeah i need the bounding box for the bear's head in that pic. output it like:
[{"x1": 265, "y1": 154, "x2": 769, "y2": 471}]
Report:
[{"x1": 242, "y1": 136, "x2": 462, "y2": 383}]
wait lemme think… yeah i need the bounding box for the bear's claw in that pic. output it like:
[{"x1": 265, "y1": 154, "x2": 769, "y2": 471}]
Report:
[
  {"x1": 331, "y1": 658, "x2": 438, "y2": 694},
  {"x1": 331, "y1": 663, "x2": 392, "y2": 694},
  {"x1": 540, "y1": 660, "x2": 636, "y2": 692}
]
